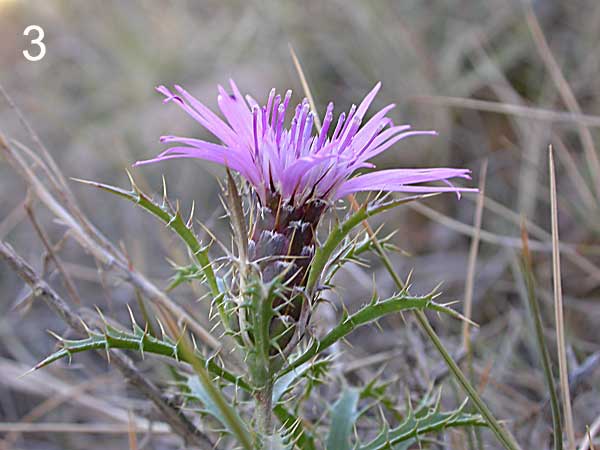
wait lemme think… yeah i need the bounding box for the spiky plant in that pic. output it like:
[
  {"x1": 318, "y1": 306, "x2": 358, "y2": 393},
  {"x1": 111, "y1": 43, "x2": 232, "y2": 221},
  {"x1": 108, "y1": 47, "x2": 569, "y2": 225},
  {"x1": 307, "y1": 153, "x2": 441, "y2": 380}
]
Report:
[{"x1": 35, "y1": 80, "x2": 490, "y2": 449}]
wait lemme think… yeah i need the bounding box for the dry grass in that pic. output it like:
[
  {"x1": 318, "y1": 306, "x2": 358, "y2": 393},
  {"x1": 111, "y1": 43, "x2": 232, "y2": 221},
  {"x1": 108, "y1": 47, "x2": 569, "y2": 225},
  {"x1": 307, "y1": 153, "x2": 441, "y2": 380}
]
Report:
[{"x1": 1, "y1": 1, "x2": 599, "y2": 449}]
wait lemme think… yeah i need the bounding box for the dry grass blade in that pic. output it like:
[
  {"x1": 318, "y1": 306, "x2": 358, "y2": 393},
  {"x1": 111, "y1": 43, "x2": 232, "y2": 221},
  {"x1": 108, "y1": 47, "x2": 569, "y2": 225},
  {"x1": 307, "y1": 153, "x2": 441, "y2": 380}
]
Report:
[
  {"x1": 525, "y1": 5, "x2": 600, "y2": 201},
  {"x1": 0, "y1": 200, "x2": 27, "y2": 240},
  {"x1": 128, "y1": 411, "x2": 139, "y2": 450},
  {"x1": 552, "y1": 136, "x2": 597, "y2": 212},
  {"x1": 0, "y1": 423, "x2": 172, "y2": 434},
  {"x1": 0, "y1": 136, "x2": 221, "y2": 351},
  {"x1": 414, "y1": 95, "x2": 600, "y2": 128},
  {"x1": 24, "y1": 195, "x2": 82, "y2": 305},
  {"x1": 0, "y1": 83, "x2": 69, "y2": 193},
  {"x1": 0, "y1": 358, "x2": 156, "y2": 429},
  {"x1": 1, "y1": 373, "x2": 115, "y2": 446},
  {"x1": 289, "y1": 44, "x2": 322, "y2": 130},
  {"x1": 462, "y1": 160, "x2": 487, "y2": 349},
  {"x1": 410, "y1": 200, "x2": 600, "y2": 284},
  {"x1": 549, "y1": 146, "x2": 576, "y2": 450}
]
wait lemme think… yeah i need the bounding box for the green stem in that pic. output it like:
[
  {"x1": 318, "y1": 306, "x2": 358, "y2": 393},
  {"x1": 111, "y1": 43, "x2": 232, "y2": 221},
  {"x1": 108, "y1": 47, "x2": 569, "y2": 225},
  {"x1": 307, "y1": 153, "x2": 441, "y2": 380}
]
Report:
[
  {"x1": 247, "y1": 280, "x2": 276, "y2": 442},
  {"x1": 255, "y1": 382, "x2": 274, "y2": 440},
  {"x1": 131, "y1": 187, "x2": 220, "y2": 296}
]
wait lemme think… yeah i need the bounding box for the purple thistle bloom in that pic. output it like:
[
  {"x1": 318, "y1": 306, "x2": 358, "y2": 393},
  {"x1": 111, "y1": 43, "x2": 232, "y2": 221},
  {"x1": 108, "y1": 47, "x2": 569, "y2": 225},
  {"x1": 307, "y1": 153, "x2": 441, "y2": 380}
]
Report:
[{"x1": 134, "y1": 80, "x2": 476, "y2": 206}]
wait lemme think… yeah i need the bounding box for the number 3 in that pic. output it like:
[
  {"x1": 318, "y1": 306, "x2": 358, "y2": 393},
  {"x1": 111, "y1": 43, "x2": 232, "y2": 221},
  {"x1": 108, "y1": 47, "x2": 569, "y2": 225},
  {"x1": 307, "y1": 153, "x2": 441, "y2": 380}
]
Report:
[{"x1": 23, "y1": 25, "x2": 46, "y2": 62}]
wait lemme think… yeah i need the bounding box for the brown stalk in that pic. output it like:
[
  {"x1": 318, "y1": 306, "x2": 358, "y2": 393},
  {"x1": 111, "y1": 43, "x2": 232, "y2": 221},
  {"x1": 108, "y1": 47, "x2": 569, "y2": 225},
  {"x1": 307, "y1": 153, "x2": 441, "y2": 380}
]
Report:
[
  {"x1": 24, "y1": 193, "x2": 82, "y2": 305},
  {"x1": 414, "y1": 95, "x2": 600, "y2": 129},
  {"x1": 548, "y1": 146, "x2": 576, "y2": 450},
  {"x1": 462, "y1": 160, "x2": 487, "y2": 350}
]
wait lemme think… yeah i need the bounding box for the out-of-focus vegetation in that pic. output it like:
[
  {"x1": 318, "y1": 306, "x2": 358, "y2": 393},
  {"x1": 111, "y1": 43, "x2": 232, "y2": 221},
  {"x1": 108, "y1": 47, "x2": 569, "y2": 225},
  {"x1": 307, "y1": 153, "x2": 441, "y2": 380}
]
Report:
[{"x1": 1, "y1": 1, "x2": 599, "y2": 448}]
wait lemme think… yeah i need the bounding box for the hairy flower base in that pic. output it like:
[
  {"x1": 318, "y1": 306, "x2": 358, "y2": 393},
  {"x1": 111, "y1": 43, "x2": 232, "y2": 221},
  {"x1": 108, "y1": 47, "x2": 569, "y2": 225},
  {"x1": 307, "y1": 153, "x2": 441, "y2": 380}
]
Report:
[
  {"x1": 250, "y1": 193, "x2": 325, "y2": 286},
  {"x1": 247, "y1": 192, "x2": 326, "y2": 351}
]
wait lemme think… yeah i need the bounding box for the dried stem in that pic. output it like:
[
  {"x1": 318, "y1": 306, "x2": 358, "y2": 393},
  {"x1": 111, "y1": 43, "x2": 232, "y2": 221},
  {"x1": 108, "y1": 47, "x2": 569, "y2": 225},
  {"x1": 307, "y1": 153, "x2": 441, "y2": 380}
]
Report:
[
  {"x1": 525, "y1": 5, "x2": 600, "y2": 201},
  {"x1": 462, "y1": 160, "x2": 487, "y2": 349},
  {"x1": 24, "y1": 193, "x2": 82, "y2": 305},
  {"x1": 414, "y1": 95, "x2": 600, "y2": 128},
  {"x1": 549, "y1": 146, "x2": 577, "y2": 450}
]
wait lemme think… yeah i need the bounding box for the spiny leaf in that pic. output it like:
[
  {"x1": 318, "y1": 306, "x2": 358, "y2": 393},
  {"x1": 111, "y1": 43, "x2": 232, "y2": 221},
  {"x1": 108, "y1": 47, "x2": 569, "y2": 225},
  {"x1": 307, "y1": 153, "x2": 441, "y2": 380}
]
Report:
[
  {"x1": 356, "y1": 400, "x2": 486, "y2": 450},
  {"x1": 359, "y1": 373, "x2": 402, "y2": 420},
  {"x1": 166, "y1": 262, "x2": 206, "y2": 291},
  {"x1": 279, "y1": 292, "x2": 465, "y2": 379},
  {"x1": 274, "y1": 405, "x2": 317, "y2": 450},
  {"x1": 324, "y1": 230, "x2": 396, "y2": 285},
  {"x1": 33, "y1": 325, "x2": 251, "y2": 391},
  {"x1": 272, "y1": 361, "x2": 312, "y2": 404}
]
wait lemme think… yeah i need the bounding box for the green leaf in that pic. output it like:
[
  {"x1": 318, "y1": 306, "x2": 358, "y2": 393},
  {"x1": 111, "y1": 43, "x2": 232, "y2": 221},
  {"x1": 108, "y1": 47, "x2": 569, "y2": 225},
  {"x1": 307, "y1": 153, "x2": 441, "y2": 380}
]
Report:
[
  {"x1": 187, "y1": 375, "x2": 231, "y2": 429},
  {"x1": 324, "y1": 230, "x2": 397, "y2": 286},
  {"x1": 34, "y1": 324, "x2": 251, "y2": 391},
  {"x1": 166, "y1": 262, "x2": 206, "y2": 291},
  {"x1": 274, "y1": 405, "x2": 316, "y2": 450},
  {"x1": 180, "y1": 337, "x2": 254, "y2": 450},
  {"x1": 272, "y1": 362, "x2": 311, "y2": 404},
  {"x1": 326, "y1": 388, "x2": 360, "y2": 450},
  {"x1": 261, "y1": 432, "x2": 292, "y2": 450},
  {"x1": 279, "y1": 292, "x2": 466, "y2": 379},
  {"x1": 186, "y1": 373, "x2": 254, "y2": 446},
  {"x1": 273, "y1": 360, "x2": 331, "y2": 450},
  {"x1": 357, "y1": 400, "x2": 486, "y2": 450}
]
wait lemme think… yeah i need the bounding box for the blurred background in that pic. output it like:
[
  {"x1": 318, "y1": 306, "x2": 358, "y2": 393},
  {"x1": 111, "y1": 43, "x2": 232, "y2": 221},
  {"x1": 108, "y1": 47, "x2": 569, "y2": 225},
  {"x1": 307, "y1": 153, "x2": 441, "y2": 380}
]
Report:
[{"x1": 1, "y1": 0, "x2": 599, "y2": 448}]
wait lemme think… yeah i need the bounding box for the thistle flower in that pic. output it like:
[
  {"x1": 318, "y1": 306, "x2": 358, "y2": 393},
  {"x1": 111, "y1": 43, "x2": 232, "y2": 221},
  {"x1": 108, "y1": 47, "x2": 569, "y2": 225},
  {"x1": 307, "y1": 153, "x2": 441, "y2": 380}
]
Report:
[
  {"x1": 135, "y1": 80, "x2": 472, "y2": 206},
  {"x1": 135, "y1": 80, "x2": 475, "y2": 350}
]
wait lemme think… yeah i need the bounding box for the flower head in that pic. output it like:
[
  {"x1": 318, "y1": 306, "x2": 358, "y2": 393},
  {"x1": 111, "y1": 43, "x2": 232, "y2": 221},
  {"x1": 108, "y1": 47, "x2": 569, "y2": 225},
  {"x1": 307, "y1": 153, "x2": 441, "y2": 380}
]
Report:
[{"x1": 134, "y1": 80, "x2": 475, "y2": 207}]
